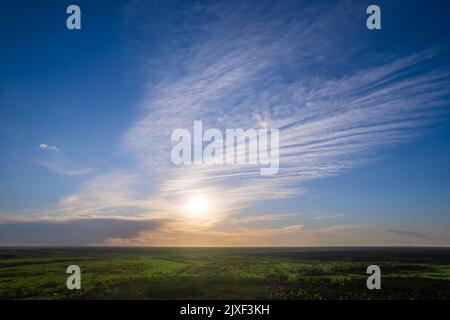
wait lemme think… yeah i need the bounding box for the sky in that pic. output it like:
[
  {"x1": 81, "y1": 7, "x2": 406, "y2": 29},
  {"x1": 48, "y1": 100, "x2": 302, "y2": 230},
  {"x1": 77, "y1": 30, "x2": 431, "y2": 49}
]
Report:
[{"x1": 0, "y1": 0, "x2": 450, "y2": 246}]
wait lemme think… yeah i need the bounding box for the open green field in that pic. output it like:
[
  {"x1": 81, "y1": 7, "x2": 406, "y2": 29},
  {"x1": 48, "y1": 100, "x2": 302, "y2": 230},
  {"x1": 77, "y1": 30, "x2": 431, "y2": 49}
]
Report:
[{"x1": 1, "y1": 247, "x2": 449, "y2": 299}]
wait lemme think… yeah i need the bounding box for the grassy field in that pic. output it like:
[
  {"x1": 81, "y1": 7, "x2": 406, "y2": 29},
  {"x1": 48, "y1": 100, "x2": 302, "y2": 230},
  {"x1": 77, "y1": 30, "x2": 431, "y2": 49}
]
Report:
[{"x1": 1, "y1": 247, "x2": 449, "y2": 299}]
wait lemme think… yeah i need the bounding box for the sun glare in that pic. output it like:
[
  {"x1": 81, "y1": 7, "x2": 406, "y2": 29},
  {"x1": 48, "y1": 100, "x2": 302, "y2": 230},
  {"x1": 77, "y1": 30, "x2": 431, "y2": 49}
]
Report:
[{"x1": 185, "y1": 195, "x2": 210, "y2": 218}]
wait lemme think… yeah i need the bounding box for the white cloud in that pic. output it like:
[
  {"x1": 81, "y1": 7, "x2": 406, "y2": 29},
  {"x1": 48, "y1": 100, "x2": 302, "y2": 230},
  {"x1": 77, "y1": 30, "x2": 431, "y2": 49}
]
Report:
[
  {"x1": 114, "y1": 3, "x2": 450, "y2": 226},
  {"x1": 311, "y1": 213, "x2": 344, "y2": 220},
  {"x1": 37, "y1": 144, "x2": 93, "y2": 176},
  {"x1": 20, "y1": 1, "x2": 450, "y2": 245},
  {"x1": 37, "y1": 159, "x2": 93, "y2": 176},
  {"x1": 39, "y1": 143, "x2": 59, "y2": 151}
]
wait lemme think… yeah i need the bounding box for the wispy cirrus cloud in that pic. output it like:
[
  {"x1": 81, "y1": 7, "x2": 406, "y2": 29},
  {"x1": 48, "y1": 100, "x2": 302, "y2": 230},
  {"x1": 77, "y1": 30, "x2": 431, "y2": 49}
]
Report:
[
  {"x1": 311, "y1": 213, "x2": 344, "y2": 220},
  {"x1": 54, "y1": 2, "x2": 450, "y2": 220},
  {"x1": 39, "y1": 143, "x2": 59, "y2": 151},
  {"x1": 113, "y1": 1, "x2": 450, "y2": 222},
  {"x1": 37, "y1": 159, "x2": 93, "y2": 176},
  {"x1": 228, "y1": 213, "x2": 299, "y2": 225},
  {"x1": 8, "y1": 1, "x2": 450, "y2": 245},
  {"x1": 37, "y1": 143, "x2": 93, "y2": 176}
]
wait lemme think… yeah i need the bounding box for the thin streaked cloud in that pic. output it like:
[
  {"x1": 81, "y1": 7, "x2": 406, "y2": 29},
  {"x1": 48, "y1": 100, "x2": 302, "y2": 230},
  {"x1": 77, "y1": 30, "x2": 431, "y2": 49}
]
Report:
[
  {"x1": 34, "y1": 1, "x2": 450, "y2": 231},
  {"x1": 39, "y1": 143, "x2": 59, "y2": 151},
  {"x1": 36, "y1": 144, "x2": 93, "y2": 176},
  {"x1": 311, "y1": 214, "x2": 344, "y2": 220},
  {"x1": 2, "y1": 0, "x2": 450, "y2": 246}
]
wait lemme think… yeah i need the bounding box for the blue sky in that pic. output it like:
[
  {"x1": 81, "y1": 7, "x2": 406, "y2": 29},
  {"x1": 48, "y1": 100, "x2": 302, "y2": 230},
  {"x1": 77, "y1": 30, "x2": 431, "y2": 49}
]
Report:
[{"x1": 0, "y1": 0, "x2": 450, "y2": 246}]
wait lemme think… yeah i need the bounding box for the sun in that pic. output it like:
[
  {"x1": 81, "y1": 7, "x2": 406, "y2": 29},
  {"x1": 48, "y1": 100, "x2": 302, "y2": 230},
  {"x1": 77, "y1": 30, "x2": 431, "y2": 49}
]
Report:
[{"x1": 184, "y1": 195, "x2": 210, "y2": 218}]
